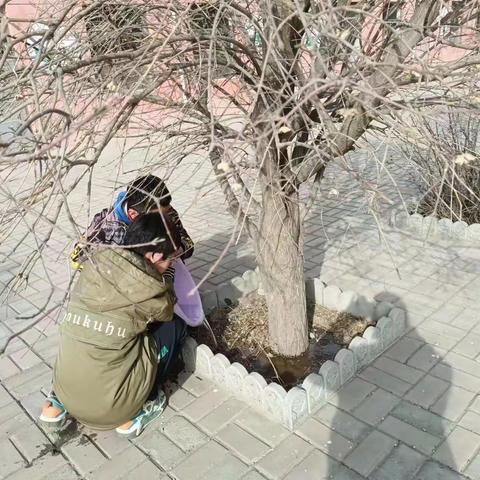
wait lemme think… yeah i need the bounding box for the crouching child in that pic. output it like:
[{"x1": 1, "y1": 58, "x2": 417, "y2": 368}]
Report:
[{"x1": 39, "y1": 213, "x2": 187, "y2": 438}]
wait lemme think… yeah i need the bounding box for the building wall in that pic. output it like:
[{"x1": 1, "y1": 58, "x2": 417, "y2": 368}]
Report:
[
  {"x1": 5, "y1": 1, "x2": 474, "y2": 131},
  {"x1": 7, "y1": 1, "x2": 474, "y2": 64}
]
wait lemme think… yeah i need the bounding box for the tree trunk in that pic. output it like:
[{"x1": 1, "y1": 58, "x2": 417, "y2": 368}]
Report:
[{"x1": 256, "y1": 185, "x2": 308, "y2": 357}]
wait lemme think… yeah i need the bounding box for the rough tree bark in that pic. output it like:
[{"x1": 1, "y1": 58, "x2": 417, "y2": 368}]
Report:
[
  {"x1": 256, "y1": 184, "x2": 308, "y2": 356},
  {"x1": 253, "y1": 128, "x2": 308, "y2": 356}
]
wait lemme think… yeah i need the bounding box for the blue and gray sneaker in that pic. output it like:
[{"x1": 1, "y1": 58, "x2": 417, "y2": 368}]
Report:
[
  {"x1": 115, "y1": 390, "x2": 167, "y2": 438},
  {"x1": 38, "y1": 392, "x2": 67, "y2": 429}
]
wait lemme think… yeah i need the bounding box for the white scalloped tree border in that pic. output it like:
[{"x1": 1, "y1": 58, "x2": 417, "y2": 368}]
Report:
[
  {"x1": 182, "y1": 270, "x2": 406, "y2": 430},
  {"x1": 391, "y1": 211, "x2": 480, "y2": 241}
]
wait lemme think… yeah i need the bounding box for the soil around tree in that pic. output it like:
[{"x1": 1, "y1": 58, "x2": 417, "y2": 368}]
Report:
[{"x1": 190, "y1": 293, "x2": 369, "y2": 390}]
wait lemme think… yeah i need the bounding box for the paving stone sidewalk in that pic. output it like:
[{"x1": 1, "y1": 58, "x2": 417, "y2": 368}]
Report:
[{"x1": 1, "y1": 141, "x2": 480, "y2": 479}]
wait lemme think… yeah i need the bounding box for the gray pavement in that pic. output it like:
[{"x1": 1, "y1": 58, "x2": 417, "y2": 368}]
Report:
[{"x1": 1, "y1": 139, "x2": 480, "y2": 479}]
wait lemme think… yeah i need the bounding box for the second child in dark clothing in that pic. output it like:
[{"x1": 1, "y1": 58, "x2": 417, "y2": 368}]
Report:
[{"x1": 70, "y1": 175, "x2": 194, "y2": 270}]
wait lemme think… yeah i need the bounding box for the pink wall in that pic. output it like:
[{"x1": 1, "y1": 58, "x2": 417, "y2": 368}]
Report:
[
  {"x1": 6, "y1": 1, "x2": 473, "y2": 132},
  {"x1": 6, "y1": 1, "x2": 37, "y2": 49},
  {"x1": 361, "y1": 0, "x2": 476, "y2": 63},
  {"x1": 8, "y1": 0, "x2": 473, "y2": 64}
]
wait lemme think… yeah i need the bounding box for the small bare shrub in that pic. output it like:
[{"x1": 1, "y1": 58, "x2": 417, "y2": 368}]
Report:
[{"x1": 404, "y1": 109, "x2": 480, "y2": 224}]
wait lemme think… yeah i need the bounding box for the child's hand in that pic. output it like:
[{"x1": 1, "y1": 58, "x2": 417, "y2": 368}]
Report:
[{"x1": 153, "y1": 259, "x2": 172, "y2": 274}]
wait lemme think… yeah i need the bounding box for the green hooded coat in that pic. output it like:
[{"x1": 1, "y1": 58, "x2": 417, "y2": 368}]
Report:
[{"x1": 53, "y1": 248, "x2": 175, "y2": 430}]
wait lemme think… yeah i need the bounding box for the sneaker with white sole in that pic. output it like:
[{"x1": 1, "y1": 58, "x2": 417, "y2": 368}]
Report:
[
  {"x1": 115, "y1": 390, "x2": 167, "y2": 438},
  {"x1": 38, "y1": 392, "x2": 67, "y2": 429}
]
